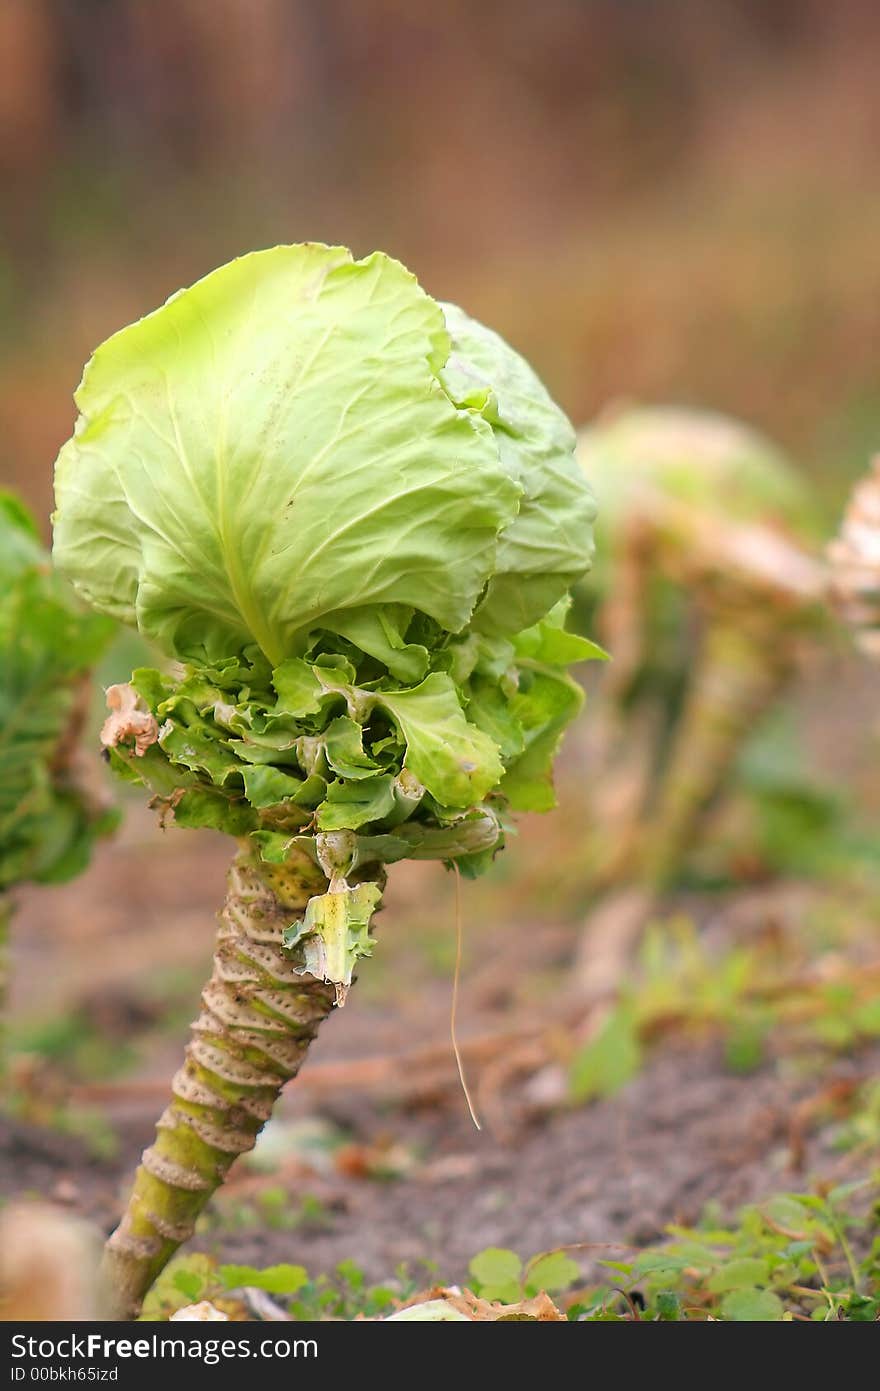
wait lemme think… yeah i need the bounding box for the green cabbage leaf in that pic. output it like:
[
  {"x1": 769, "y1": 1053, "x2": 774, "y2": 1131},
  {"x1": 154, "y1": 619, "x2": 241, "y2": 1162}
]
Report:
[{"x1": 53, "y1": 246, "x2": 523, "y2": 667}]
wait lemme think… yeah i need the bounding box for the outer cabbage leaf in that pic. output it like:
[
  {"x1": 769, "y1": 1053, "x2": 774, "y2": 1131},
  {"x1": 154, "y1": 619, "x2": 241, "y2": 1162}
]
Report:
[
  {"x1": 500, "y1": 667, "x2": 585, "y2": 813},
  {"x1": 513, "y1": 598, "x2": 609, "y2": 666},
  {"x1": 240, "y1": 765, "x2": 319, "y2": 810},
  {"x1": 315, "y1": 775, "x2": 399, "y2": 831},
  {"x1": 53, "y1": 245, "x2": 521, "y2": 666},
  {"x1": 173, "y1": 787, "x2": 258, "y2": 835},
  {"x1": 440, "y1": 302, "x2": 597, "y2": 635},
  {"x1": 376, "y1": 673, "x2": 504, "y2": 809}
]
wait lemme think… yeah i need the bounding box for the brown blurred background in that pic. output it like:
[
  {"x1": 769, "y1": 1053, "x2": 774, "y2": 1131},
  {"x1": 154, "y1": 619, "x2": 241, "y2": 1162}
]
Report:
[{"x1": 2, "y1": 0, "x2": 880, "y2": 525}]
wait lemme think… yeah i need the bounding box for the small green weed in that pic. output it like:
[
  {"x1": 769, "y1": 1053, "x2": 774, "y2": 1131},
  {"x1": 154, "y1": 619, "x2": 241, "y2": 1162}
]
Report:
[
  {"x1": 468, "y1": 1247, "x2": 581, "y2": 1304},
  {"x1": 142, "y1": 1252, "x2": 421, "y2": 1322},
  {"x1": 143, "y1": 1181, "x2": 879, "y2": 1320},
  {"x1": 577, "y1": 1182, "x2": 880, "y2": 1320},
  {"x1": 195, "y1": 1190, "x2": 334, "y2": 1238},
  {"x1": 568, "y1": 915, "x2": 880, "y2": 1102}
]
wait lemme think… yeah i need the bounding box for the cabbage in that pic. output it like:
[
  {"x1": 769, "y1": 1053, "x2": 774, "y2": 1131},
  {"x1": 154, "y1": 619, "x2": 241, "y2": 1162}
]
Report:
[
  {"x1": 55, "y1": 247, "x2": 596, "y2": 648},
  {"x1": 0, "y1": 490, "x2": 115, "y2": 892},
  {"x1": 52, "y1": 245, "x2": 598, "y2": 988},
  {"x1": 577, "y1": 405, "x2": 818, "y2": 602},
  {"x1": 572, "y1": 405, "x2": 822, "y2": 893}
]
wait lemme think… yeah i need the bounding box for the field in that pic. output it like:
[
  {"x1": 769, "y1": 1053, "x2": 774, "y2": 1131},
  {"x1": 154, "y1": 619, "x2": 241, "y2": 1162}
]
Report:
[{"x1": 3, "y1": 1, "x2": 880, "y2": 1326}]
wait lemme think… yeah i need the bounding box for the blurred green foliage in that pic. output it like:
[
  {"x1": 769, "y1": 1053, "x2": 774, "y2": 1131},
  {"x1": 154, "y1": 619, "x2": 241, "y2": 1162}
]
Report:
[{"x1": 0, "y1": 490, "x2": 116, "y2": 895}]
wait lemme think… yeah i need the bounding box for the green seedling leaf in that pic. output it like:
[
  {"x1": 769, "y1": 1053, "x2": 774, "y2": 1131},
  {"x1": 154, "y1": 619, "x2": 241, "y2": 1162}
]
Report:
[
  {"x1": 335, "y1": 1259, "x2": 364, "y2": 1290},
  {"x1": 631, "y1": 1251, "x2": 691, "y2": 1276},
  {"x1": 469, "y1": 1247, "x2": 523, "y2": 1299},
  {"x1": 219, "y1": 1263, "x2": 308, "y2": 1296},
  {"x1": 570, "y1": 1007, "x2": 642, "y2": 1103},
  {"x1": 655, "y1": 1290, "x2": 681, "y2": 1321},
  {"x1": 173, "y1": 1269, "x2": 206, "y2": 1301},
  {"x1": 845, "y1": 1293, "x2": 880, "y2": 1322},
  {"x1": 720, "y1": 1287, "x2": 784, "y2": 1321},
  {"x1": 764, "y1": 1194, "x2": 827, "y2": 1241},
  {"x1": 707, "y1": 1258, "x2": 772, "y2": 1293},
  {"x1": 525, "y1": 1252, "x2": 581, "y2": 1295}
]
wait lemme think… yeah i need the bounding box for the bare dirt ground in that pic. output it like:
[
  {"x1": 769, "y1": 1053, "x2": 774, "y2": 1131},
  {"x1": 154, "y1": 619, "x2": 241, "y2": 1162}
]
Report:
[
  {"x1": 3, "y1": 1028, "x2": 874, "y2": 1286},
  {"x1": 6, "y1": 824, "x2": 877, "y2": 1285}
]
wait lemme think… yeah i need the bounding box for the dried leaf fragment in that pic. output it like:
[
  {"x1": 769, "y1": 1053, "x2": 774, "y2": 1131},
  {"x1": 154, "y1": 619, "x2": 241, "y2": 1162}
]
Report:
[
  {"x1": 170, "y1": 1300, "x2": 230, "y2": 1321},
  {"x1": 100, "y1": 683, "x2": 159, "y2": 756},
  {"x1": 388, "y1": 1285, "x2": 565, "y2": 1321}
]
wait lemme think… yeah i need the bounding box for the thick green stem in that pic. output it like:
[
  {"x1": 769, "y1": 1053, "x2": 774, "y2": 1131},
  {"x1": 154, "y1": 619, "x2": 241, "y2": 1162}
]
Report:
[
  {"x1": 101, "y1": 842, "x2": 377, "y2": 1317},
  {"x1": 575, "y1": 608, "x2": 797, "y2": 996},
  {"x1": 637, "y1": 609, "x2": 794, "y2": 889}
]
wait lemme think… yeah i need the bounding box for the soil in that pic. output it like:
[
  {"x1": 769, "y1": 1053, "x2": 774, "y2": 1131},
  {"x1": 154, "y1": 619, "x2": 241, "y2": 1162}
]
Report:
[{"x1": 3, "y1": 1035, "x2": 874, "y2": 1287}]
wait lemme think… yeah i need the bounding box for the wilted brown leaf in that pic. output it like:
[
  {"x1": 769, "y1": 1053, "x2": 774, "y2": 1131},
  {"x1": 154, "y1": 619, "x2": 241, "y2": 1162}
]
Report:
[
  {"x1": 100, "y1": 682, "x2": 159, "y2": 756},
  {"x1": 390, "y1": 1285, "x2": 565, "y2": 1321}
]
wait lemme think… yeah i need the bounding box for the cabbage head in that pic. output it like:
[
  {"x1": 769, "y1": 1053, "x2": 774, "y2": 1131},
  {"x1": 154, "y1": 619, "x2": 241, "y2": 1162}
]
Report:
[
  {"x1": 577, "y1": 405, "x2": 818, "y2": 603},
  {"x1": 53, "y1": 246, "x2": 598, "y2": 895}
]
